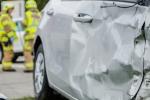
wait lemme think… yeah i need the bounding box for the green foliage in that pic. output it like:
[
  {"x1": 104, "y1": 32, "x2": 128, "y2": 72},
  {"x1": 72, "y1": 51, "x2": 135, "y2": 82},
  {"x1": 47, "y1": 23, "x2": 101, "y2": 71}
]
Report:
[{"x1": 35, "y1": 0, "x2": 48, "y2": 11}]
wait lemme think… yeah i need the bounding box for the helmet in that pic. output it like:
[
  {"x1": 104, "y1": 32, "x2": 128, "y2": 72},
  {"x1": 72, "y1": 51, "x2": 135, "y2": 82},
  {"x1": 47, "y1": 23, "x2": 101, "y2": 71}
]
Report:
[
  {"x1": 25, "y1": 0, "x2": 37, "y2": 9},
  {"x1": 3, "y1": 5, "x2": 14, "y2": 12}
]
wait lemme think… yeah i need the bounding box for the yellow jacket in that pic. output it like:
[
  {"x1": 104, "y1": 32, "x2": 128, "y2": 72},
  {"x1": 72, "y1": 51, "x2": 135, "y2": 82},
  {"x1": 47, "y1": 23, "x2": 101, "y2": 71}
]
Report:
[
  {"x1": 24, "y1": 8, "x2": 41, "y2": 40},
  {"x1": 0, "y1": 11, "x2": 17, "y2": 42}
]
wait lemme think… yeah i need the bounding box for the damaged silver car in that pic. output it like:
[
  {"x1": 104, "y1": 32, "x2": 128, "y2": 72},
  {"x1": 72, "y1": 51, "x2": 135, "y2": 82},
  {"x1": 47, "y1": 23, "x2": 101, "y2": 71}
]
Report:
[{"x1": 33, "y1": 0, "x2": 150, "y2": 100}]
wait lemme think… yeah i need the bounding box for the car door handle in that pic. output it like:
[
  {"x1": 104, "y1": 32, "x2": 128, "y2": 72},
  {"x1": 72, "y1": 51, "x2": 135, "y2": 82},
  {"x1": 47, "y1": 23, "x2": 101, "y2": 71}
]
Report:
[
  {"x1": 47, "y1": 9, "x2": 54, "y2": 16},
  {"x1": 73, "y1": 13, "x2": 93, "y2": 23}
]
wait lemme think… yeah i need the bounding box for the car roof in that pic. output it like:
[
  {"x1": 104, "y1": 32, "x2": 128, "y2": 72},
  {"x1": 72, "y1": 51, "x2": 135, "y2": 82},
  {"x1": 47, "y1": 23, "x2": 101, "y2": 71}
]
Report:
[
  {"x1": 61, "y1": 0, "x2": 139, "y2": 3},
  {"x1": 110, "y1": 0, "x2": 138, "y2": 3}
]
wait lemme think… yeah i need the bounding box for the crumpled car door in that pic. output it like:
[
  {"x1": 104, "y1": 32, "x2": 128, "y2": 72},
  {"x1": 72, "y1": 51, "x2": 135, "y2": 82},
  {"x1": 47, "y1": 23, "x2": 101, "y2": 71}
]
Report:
[
  {"x1": 136, "y1": 8, "x2": 150, "y2": 100},
  {"x1": 69, "y1": 1, "x2": 147, "y2": 100}
]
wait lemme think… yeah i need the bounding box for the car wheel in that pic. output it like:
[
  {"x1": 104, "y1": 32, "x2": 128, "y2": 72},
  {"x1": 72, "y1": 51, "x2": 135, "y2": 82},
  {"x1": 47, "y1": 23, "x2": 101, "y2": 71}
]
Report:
[
  {"x1": 0, "y1": 45, "x2": 3, "y2": 63},
  {"x1": 33, "y1": 44, "x2": 53, "y2": 100}
]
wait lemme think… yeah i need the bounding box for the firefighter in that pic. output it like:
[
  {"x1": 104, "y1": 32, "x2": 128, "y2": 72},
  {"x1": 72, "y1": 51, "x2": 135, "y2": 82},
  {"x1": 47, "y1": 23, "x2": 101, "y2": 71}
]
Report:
[
  {"x1": 23, "y1": 0, "x2": 41, "y2": 72},
  {"x1": 0, "y1": 5, "x2": 18, "y2": 71}
]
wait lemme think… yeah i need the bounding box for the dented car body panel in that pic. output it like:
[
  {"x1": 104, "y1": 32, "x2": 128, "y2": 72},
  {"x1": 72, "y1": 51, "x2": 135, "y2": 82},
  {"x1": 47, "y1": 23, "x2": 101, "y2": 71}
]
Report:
[{"x1": 34, "y1": 0, "x2": 150, "y2": 99}]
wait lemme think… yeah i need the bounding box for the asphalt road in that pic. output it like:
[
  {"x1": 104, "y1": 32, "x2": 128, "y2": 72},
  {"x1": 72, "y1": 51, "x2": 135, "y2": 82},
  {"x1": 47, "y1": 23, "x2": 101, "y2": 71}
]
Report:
[{"x1": 0, "y1": 62, "x2": 34, "y2": 99}]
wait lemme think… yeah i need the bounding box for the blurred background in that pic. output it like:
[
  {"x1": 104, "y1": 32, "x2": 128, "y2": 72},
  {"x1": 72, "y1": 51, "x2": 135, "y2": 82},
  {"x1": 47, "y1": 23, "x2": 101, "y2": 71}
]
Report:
[
  {"x1": 0, "y1": 0, "x2": 49, "y2": 11},
  {"x1": 0, "y1": 0, "x2": 48, "y2": 100}
]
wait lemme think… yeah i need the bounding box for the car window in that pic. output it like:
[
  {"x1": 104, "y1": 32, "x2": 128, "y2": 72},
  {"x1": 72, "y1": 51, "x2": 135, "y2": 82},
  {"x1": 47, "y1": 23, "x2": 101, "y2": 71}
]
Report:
[{"x1": 16, "y1": 22, "x2": 24, "y2": 32}]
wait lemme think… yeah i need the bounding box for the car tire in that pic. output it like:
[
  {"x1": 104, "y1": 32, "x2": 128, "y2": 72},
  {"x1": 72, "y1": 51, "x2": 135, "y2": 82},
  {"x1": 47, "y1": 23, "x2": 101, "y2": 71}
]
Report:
[
  {"x1": 0, "y1": 45, "x2": 3, "y2": 63},
  {"x1": 33, "y1": 44, "x2": 54, "y2": 100}
]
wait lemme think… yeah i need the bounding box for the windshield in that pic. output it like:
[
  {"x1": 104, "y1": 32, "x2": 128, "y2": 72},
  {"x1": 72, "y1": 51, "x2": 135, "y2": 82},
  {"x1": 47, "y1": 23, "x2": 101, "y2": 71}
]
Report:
[{"x1": 16, "y1": 22, "x2": 24, "y2": 32}]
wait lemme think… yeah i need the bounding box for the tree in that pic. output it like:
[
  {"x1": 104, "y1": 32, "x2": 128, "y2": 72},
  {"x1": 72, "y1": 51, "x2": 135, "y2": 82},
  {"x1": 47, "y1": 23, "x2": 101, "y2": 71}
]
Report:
[{"x1": 35, "y1": 0, "x2": 48, "y2": 11}]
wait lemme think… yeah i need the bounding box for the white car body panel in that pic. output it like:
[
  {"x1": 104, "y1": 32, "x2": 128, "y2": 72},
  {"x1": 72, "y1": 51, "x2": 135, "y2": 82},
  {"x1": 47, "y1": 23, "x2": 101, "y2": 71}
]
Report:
[
  {"x1": 13, "y1": 22, "x2": 25, "y2": 53},
  {"x1": 35, "y1": 0, "x2": 150, "y2": 99},
  {"x1": 13, "y1": 31, "x2": 25, "y2": 53}
]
